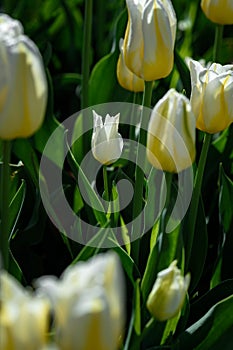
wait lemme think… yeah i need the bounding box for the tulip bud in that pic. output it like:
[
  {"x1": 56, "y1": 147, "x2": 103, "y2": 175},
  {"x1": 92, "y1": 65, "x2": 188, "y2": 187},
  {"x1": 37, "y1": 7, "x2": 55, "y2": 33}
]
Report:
[
  {"x1": 117, "y1": 38, "x2": 144, "y2": 92},
  {"x1": 0, "y1": 14, "x2": 47, "y2": 140},
  {"x1": 36, "y1": 252, "x2": 125, "y2": 350},
  {"x1": 147, "y1": 89, "x2": 196, "y2": 173},
  {"x1": 189, "y1": 59, "x2": 233, "y2": 134},
  {"x1": 201, "y1": 0, "x2": 233, "y2": 25},
  {"x1": 123, "y1": 0, "x2": 177, "y2": 81},
  {"x1": 147, "y1": 261, "x2": 190, "y2": 321},
  {"x1": 92, "y1": 110, "x2": 123, "y2": 165},
  {"x1": 0, "y1": 271, "x2": 50, "y2": 350}
]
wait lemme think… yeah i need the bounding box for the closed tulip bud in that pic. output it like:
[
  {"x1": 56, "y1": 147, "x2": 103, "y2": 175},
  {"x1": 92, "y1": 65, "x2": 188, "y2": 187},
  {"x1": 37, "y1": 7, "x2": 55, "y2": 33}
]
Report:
[
  {"x1": 123, "y1": 0, "x2": 177, "y2": 81},
  {"x1": 0, "y1": 14, "x2": 47, "y2": 140},
  {"x1": 189, "y1": 59, "x2": 233, "y2": 133},
  {"x1": 0, "y1": 271, "x2": 50, "y2": 350},
  {"x1": 117, "y1": 39, "x2": 144, "y2": 92},
  {"x1": 201, "y1": 0, "x2": 233, "y2": 25},
  {"x1": 147, "y1": 89, "x2": 196, "y2": 173},
  {"x1": 92, "y1": 110, "x2": 123, "y2": 165},
  {"x1": 147, "y1": 261, "x2": 190, "y2": 321},
  {"x1": 36, "y1": 252, "x2": 125, "y2": 350}
]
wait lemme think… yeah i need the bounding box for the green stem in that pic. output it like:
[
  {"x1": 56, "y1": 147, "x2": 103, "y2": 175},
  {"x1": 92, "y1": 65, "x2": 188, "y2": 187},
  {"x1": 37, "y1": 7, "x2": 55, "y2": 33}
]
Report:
[
  {"x1": 131, "y1": 81, "x2": 153, "y2": 265},
  {"x1": 161, "y1": 172, "x2": 173, "y2": 233},
  {"x1": 186, "y1": 133, "x2": 212, "y2": 268},
  {"x1": 81, "y1": 0, "x2": 92, "y2": 109},
  {"x1": 129, "y1": 92, "x2": 137, "y2": 142},
  {"x1": 81, "y1": 0, "x2": 93, "y2": 155},
  {"x1": 185, "y1": 23, "x2": 223, "y2": 270},
  {"x1": 213, "y1": 24, "x2": 224, "y2": 62},
  {"x1": 103, "y1": 165, "x2": 109, "y2": 203},
  {"x1": 0, "y1": 141, "x2": 11, "y2": 270}
]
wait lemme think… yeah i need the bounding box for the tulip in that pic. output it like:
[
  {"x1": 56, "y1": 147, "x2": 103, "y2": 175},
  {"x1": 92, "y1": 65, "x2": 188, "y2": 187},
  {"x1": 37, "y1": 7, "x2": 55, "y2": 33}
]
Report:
[
  {"x1": 189, "y1": 59, "x2": 233, "y2": 133},
  {"x1": 36, "y1": 252, "x2": 125, "y2": 350},
  {"x1": 117, "y1": 38, "x2": 144, "y2": 92},
  {"x1": 91, "y1": 110, "x2": 123, "y2": 165},
  {"x1": 0, "y1": 271, "x2": 50, "y2": 350},
  {"x1": 147, "y1": 89, "x2": 196, "y2": 173},
  {"x1": 147, "y1": 260, "x2": 190, "y2": 321},
  {"x1": 0, "y1": 14, "x2": 47, "y2": 140},
  {"x1": 201, "y1": 0, "x2": 233, "y2": 25},
  {"x1": 123, "y1": 0, "x2": 177, "y2": 81}
]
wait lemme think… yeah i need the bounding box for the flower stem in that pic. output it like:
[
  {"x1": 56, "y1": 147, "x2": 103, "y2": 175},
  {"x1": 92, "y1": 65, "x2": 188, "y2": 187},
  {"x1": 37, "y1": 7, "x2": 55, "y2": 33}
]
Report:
[
  {"x1": 0, "y1": 140, "x2": 11, "y2": 270},
  {"x1": 103, "y1": 165, "x2": 109, "y2": 203},
  {"x1": 81, "y1": 0, "x2": 93, "y2": 155},
  {"x1": 213, "y1": 24, "x2": 224, "y2": 62},
  {"x1": 185, "y1": 23, "x2": 223, "y2": 270},
  {"x1": 81, "y1": 0, "x2": 92, "y2": 109},
  {"x1": 131, "y1": 81, "x2": 153, "y2": 265},
  {"x1": 186, "y1": 133, "x2": 212, "y2": 269}
]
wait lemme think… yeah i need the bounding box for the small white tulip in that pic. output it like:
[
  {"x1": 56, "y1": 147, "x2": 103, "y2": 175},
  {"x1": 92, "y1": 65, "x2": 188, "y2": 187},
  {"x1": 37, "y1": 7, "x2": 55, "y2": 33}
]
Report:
[{"x1": 91, "y1": 110, "x2": 123, "y2": 165}]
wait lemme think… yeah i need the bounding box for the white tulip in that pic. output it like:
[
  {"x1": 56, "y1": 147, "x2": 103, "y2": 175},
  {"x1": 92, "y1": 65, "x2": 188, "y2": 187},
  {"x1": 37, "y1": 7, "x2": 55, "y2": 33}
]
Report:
[
  {"x1": 123, "y1": 0, "x2": 177, "y2": 81},
  {"x1": 0, "y1": 271, "x2": 50, "y2": 350},
  {"x1": 36, "y1": 252, "x2": 125, "y2": 350},
  {"x1": 91, "y1": 111, "x2": 123, "y2": 165},
  {"x1": 189, "y1": 59, "x2": 233, "y2": 133},
  {"x1": 147, "y1": 260, "x2": 190, "y2": 321},
  {"x1": 0, "y1": 14, "x2": 47, "y2": 139}
]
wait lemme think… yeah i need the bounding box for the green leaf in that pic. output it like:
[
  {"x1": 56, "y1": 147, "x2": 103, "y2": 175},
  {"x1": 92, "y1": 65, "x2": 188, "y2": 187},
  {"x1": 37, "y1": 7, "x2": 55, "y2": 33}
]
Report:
[
  {"x1": 88, "y1": 10, "x2": 132, "y2": 105},
  {"x1": 175, "y1": 295, "x2": 233, "y2": 350},
  {"x1": 189, "y1": 279, "x2": 233, "y2": 325},
  {"x1": 72, "y1": 224, "x2": 111, "y2": 264},
  {"x1": 72, "y1": 227, "x2": 140, "y2": 286},
  {"x1": 12, "y1": 139, "x2": 39, "y2": 187},
  {"x1": 219, "y1": 164, "x2": 233, "y2": 233},
  {"x1": 109, "y1": 237, "x2": 140, "y2": 286},
  {"x1": 66, "y1": 138, "x2": 107, "y2": 226},
  {"x1": 187, "y1": 198, "x2": 208, "y2": 292},
  {"x1": 9, "y1": 180, "x2": 26, "y2": 239},
  {"x1": 141, "y1": 221, "x2": 183, "y2": 302},
  {"x1": 174, "y1": 49, "x2": 191, "y2": 97},
  {"x1": 8, "y1": 252, "x2": 25, "y2": 284},
  {"x1": 73, "y1": 185, "x2": 84, "y2": 214},
  {"x1": 134, "y1": 279, "x2": 141, "y2": 336}
]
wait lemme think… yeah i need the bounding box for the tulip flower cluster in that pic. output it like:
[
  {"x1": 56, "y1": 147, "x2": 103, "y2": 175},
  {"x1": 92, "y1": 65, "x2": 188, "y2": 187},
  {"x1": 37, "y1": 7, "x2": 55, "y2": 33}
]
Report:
[
  {"x1": 0, "y1": 252, "x2": 125, "y2": 350},
  {"x1": 1, "y1": 0, "x2": 233, "y2": 349}
]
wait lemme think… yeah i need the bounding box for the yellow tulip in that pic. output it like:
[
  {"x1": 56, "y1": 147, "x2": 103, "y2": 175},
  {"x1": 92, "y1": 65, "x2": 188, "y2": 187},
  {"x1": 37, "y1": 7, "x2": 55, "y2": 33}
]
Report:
[
  {"x1": 91, "y1": 110, "x2": 123, "y2": 165},
  {"x1": 36, "y1": 252, "x2": 125, "y2": 350},
  {"x1": 123, "y1": 0, "x2": 177, "y2": 81},
  {"x1": 0, "y1": 271, "x2": 50, "y2": 350},
  {"x1": 0, "y1": 14, "x2": 47, "y2": 140},
  {"x1": 189, "y1": 59, "x2": 233, "y2": 133},
  {"x1": 147, "y1": 89, "x2": 196, "y2": 173},
  {"x1": 117, "y1": 38, "x2": 144, "y2": 92},
  {"x1": 147, "y1": 261, "x2": 190, "y2": 321},
  {"x1": 201, "y1": 0, "x2": 233, "y2": 25}
]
